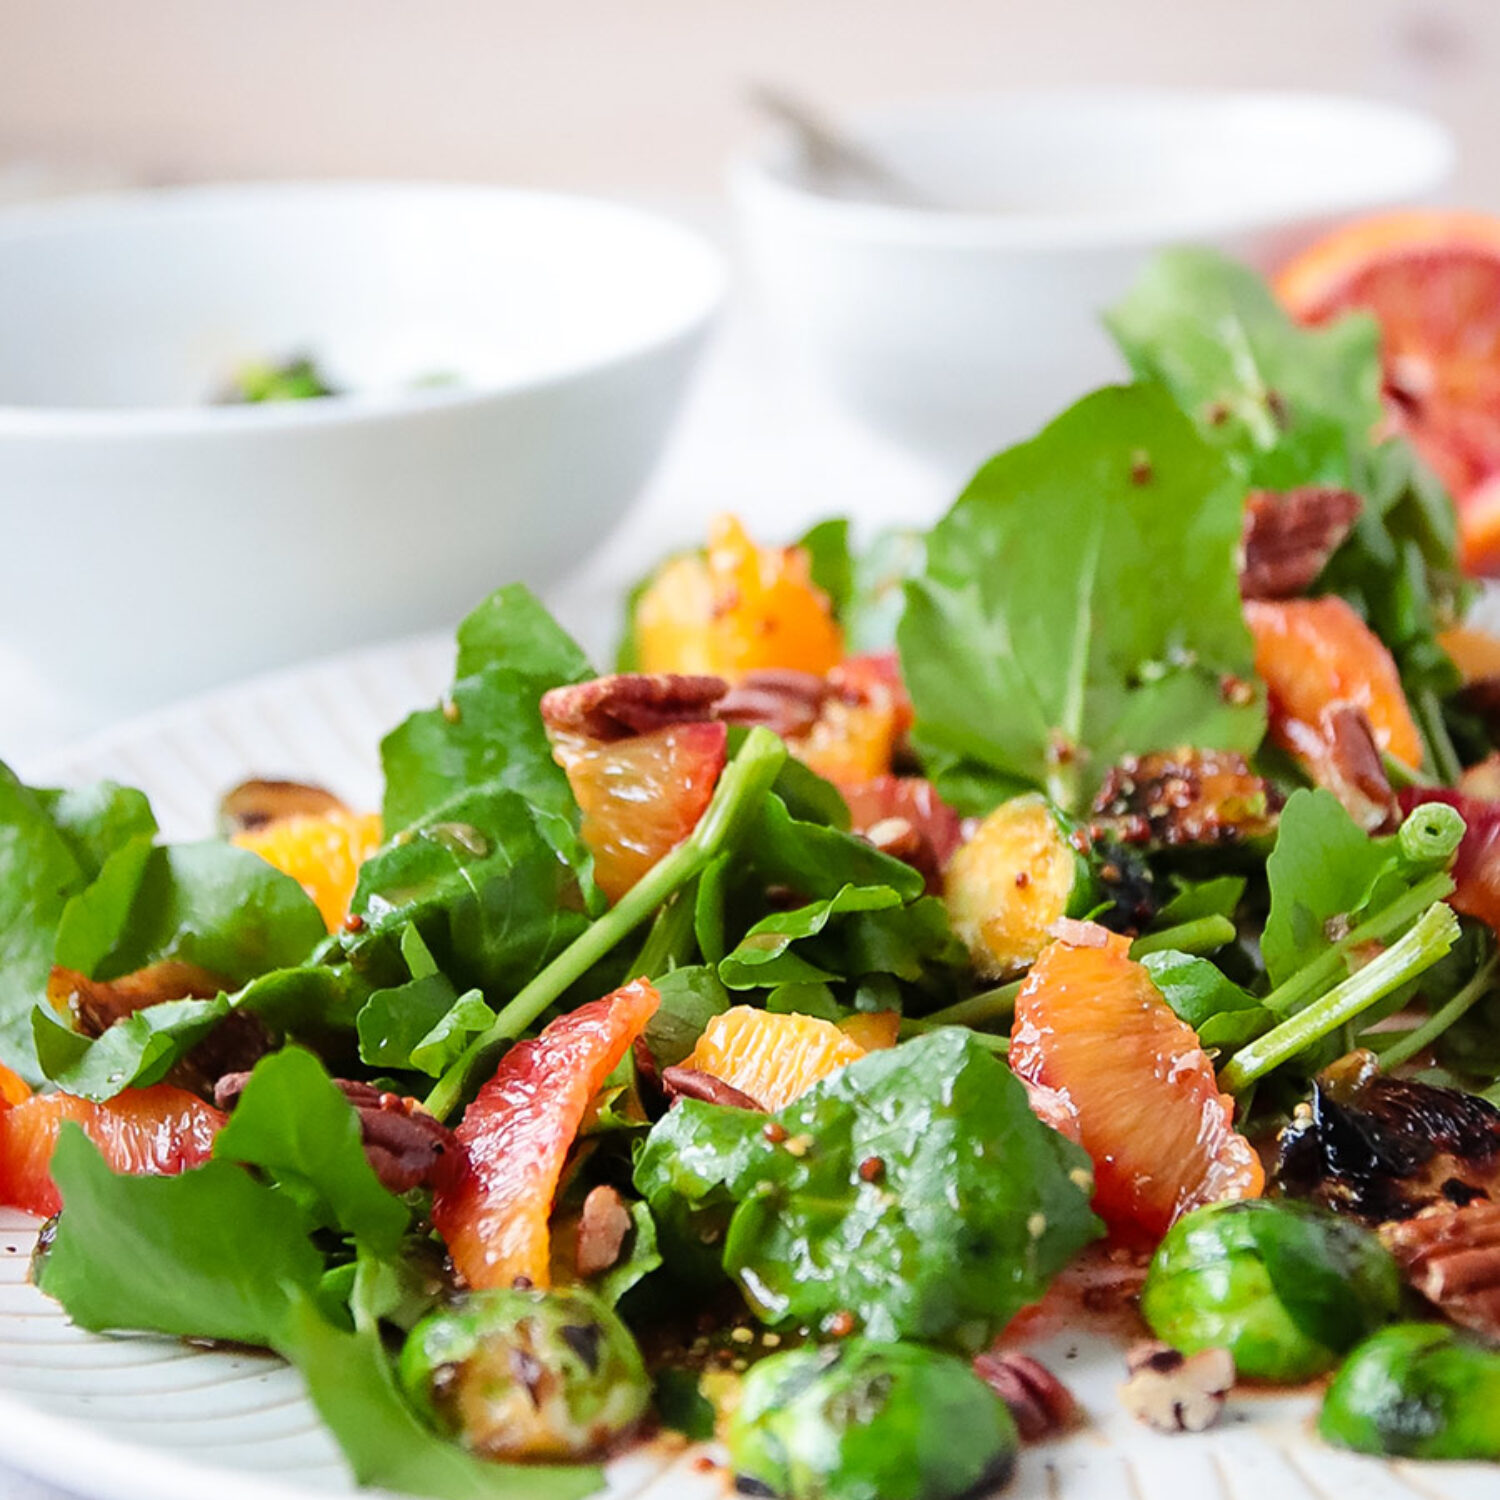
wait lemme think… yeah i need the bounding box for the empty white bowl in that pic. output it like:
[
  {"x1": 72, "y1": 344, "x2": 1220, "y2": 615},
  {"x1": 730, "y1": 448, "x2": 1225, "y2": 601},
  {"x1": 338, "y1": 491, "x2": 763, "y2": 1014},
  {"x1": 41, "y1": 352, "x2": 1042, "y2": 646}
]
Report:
[
  {"x1": 0, "y1": 182, "x2": 724, "y2": 728},
  {"x1": 733, "y1": 90, "x2": 1453, "y2": 477}
]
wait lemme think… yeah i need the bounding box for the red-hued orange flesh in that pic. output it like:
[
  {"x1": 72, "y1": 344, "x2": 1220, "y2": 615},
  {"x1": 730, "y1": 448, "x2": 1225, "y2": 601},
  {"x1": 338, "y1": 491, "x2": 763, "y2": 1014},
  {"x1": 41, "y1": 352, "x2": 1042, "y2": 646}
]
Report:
[
  {"x1": 0, "y1": 1085, "x2": 224, "y2": 1218},
  {"x1": 432, "y1": 979, "x2": 660, "y2": 1291},
  {"x1": 550, "y1": 721, "x2": 727, "y2": 904},
  {"x1": 1009, "y1": 927, "x2": 1263, "y2": 1243},
  {"x1": 1245, "y1": 595, "x2": 1423, "y2": 769},
  {"x1": 0, "y1": 1062, "x2": 30, "y2": 1108}
]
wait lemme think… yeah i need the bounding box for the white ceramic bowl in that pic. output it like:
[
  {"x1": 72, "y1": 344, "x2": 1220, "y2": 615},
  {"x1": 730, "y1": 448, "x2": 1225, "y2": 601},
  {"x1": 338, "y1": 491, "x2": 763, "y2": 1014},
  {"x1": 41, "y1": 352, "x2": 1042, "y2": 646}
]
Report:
[
  {"x1": 0, "y1": 182, "x2": 724, "y2": 728},
  {"x1": 733, "y1": 90, "x2": 1453, "y2": 478}
]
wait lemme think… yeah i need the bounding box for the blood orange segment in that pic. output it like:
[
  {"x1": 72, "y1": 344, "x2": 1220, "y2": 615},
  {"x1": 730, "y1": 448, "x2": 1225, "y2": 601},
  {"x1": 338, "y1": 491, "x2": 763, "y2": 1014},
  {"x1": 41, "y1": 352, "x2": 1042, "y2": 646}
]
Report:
[
  {"x1": 234, "y1": 808, "x2": 383, "y2": 930},
  {"x1": 1008, "y1": 927, "x2": 1263, "y2": 1243},
  {"x1": 0, "y1": 1085, "x2": 224, "y2": 1218},
  {"x1": 1245, "y1": 596, "x2": 1423, "y2": 769},
  {"x1": 431, "y1": 979, "x2": 659, "y2": 1291},
  {"x1": 1455, "y1": 474, "x2": 1500, "y2": 577},
  {"x1": 0, "y1": 1062, "x2": 30, "y2": 1107},
  {"x1": 788, "y1": 653, "x2": 914, "y2": 786},
  {"x1": 685, "y1": 1006, "x2": 873, "y2": 1111},
  {"x1": 634, "y1": 515, "x2": 843, "y2": 681},
  {"x1": 1276, "y1": 212, "x2": 1500, "y2": 564},
  {"x1": 549, "y1": 721, "x2": 727, "y2": 904}
]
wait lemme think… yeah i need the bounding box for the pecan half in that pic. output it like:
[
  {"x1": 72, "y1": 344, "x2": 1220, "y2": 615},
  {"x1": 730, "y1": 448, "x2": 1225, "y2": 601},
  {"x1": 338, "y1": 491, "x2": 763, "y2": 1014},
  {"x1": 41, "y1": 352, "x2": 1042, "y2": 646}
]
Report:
[
  {"x1": 660, "y1": 1066, "x2": 764, "y2": 1112},
  {"x1": 1240, "y1": 486, "x2": 1363, "y2": 600},
  {"x1": 1382, "y1": 1199, "x2": 1500, "y2": 1338},
  {"x1": 539, "y1": 674, "x2": 727, "y2": 740},
  {"x1": 214, "y1": 1073, "x2": 455, "y2": 1193},
  {"x1": 716, "y1": 669, "x2": 829, "y2": 738},
  {"x1": 576, "y1": 1184, "x2": 634, "y2": 1278},
  {"x1": 220, "y1": 778, "x2": 347, "y2": 834},
  {"x1": 1119, "y1": 1342, "x2": 1234, "y2": 1434},
  {"x1": 1091, "y1": 749, "x2": 1281, "y2": 848},
  {"x1": 972, "y1": 1350, "x2": 1078, "y2": 1441}
]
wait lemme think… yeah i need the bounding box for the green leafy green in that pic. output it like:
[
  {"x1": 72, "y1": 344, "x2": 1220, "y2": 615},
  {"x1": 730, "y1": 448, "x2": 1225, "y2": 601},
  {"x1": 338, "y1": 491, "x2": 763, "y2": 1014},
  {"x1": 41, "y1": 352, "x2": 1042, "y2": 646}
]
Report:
[
  {"x1": 796, "y1": 520, "x2": 926, "y2": 655},
  {"x1": 35, "y1": 782, "x2": 157, "y2": 880},
  {"x1": 1142, "y1": 950, "x2": 1270, "y2": 1051},
  {"x1": 33, "y1": 996, "x2": 228, "y2": 1097},
  {"x1": 635, "y1": 1029, "x2": 1100, "y2": 1349},
  {"x1": 642, "y1": 965, "x2": 730, "y2": 1067},
  {"x1": 898, "y1": 383, "x2": 1263, "y2": 814},
  {"x1": 743, "y1": 793, "x2": 924, "y2": 902},
  {"x1": 718, "y1": 885, "x2": 904, "y2": 990}
]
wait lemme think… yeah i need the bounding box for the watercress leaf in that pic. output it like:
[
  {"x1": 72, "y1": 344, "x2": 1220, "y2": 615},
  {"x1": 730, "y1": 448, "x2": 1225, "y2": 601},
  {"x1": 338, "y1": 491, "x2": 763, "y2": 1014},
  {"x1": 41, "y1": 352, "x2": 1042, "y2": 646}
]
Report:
[
  {"x1": 347, "y1": 785, "x2": 595, "y2": 997},
  {"x1": 0, "y1": 763, "x2": 91, "y2": 1081},
  {"x1": 765, "y1": 982, "x2": 842, "y2": 1020},
  {"x1": 453, "y1": 582, "x2": 593, "y2": 684},
  {"x1": 595, "y1": 1200, "x2": 662, "y2": 1308},
  {"x1": 55, "y1": 839, "x2": 326, "y2": 986},
  {"x1": 278, "y1": 1296, "x2": 600, "y2": 1500},
  {"x1": 32, "y1": 995, "x2": 229, "y2": 1099},
  {"x1": 1152, "y1": 876, "x2": 1247, "y2": 928},
  {"x1": 1105, "y1": 248, "x2": 1382, "y2": 480},
  {"x1": 718, "y1": 885, "x2": 904, "y2": 990},
  {"x1": 1261, "y1": 789, "x2": 1400, "y2": 987},
  {"x1": 693, "y1": 854, "x2": 731, "y2": 966},
  {"x1": 34, "y1": 781, "x2": 157, "y2": 880},
  {"x1": 1141, "y1": 951, "x2": 1271, "y2": 1051},
  {"x1": 215, "y1": 1047, "x2": 409, "y2": 1254},
  {"x1": 38, "y1": 1124, "x2": 323, "y2": 1346},
  {"x1": 358, "y1": 974, "x2": 463, "y2": 1070},
  {"x1": 643, "y1": 965, "x2": 730, "y2": 1067},
  {"x1": 635, "y1": 1029, "x2": 1102, "y2": 1349},
  {"x1": 846, "y1": 527, "x2": 926, "y2": 655},
  {"x1": 744, "y1": 793, "x2": 924, "y2": 902},
  {"x1": 837, "y1": 896, "x2": 967, "y2": 987},
  {"x1": 797, "y1": 517, "x2": 854, "y2": 618},
  {"x1": 652, "y1": 1368, "x2": 716, "y2": 1442},
  {"x1": 409, "y1": 989, "x2": 495, "y2": 1077},
  {"x1": 898, "y1": 383, "x2": 1262, "y2": 814}
]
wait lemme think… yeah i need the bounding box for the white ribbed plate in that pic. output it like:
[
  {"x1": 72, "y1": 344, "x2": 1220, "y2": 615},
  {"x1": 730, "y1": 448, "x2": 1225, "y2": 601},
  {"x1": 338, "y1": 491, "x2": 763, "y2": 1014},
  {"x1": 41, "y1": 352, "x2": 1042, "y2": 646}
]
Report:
[{"x1": 2, "y1": 635, "x2": 1493, "y2": 1500}]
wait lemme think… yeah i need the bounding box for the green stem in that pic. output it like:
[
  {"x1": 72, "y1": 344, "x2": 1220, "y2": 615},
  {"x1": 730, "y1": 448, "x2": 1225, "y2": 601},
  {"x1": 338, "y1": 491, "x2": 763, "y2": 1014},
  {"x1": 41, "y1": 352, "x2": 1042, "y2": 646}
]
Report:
[
  {"x1": 1219, "y1": 902, "x2": 1460, "y2": 1094},
  {"x1": 1263, "y1": 870, "x2": 1454, "y2": 1019},
  {"x1": 899, "y1": 1017, "x2": 1008, "y2": 1053},
  {"x1": 923, "y1": 980, "x2": 1022, "y2": 1029},
  {"x1": 1372, "y1": 953, "x2": 1500, "y2": 1070},
  {"x1": 1130, "y1": 915, "x2": 1237, "y2": 959},
  {"x1": 1382, "y1": 751, "x2": 1438, "y2": 791},
  {"x1": 1417, "y1": 686, "x2": 1463, "y2": 787},
  {"x1": 630, "y1": 885, "x2": 699, "y2": 979},
  {"x1": 423, "y1": 728, "x2": 788, "y2": 1121}
]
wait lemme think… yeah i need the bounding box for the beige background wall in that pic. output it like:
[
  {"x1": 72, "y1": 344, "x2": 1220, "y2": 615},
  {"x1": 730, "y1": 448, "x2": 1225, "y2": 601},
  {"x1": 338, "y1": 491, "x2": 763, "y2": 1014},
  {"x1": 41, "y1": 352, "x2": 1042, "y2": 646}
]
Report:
[{"x1": 1, "y1": 0, "x2": 1496, "y2": 205}]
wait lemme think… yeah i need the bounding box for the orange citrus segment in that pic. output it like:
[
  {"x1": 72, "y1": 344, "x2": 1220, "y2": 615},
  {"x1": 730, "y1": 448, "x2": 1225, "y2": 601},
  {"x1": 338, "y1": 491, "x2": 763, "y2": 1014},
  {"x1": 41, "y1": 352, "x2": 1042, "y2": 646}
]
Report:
[
  {"x1": 1439, "y1": 622, "x2": 1500, "y2": 683},
  {"x1": 1245, "y1": 595, "x2": 1423, "y2": 768},
  {"x1": 685, "y1": 1006, "x2": 870, "y2": 1112},
  {"x1": 549, "y1": 721, "x2": 727, "y2": 905},
  {"x1": 0, "y1": 1062, "x2": 30, "y2": 1108},
  {"x1": 837, "y1": 1010, "x2": 901, "y2": 1052},
  {"x1": 234, "y1": 809, "x2": 383, "y2": 930},
  {"x1": 634, "y1": 515, "x2": 843, "y2": 681},
  {"x1": 0, "y1": 1085, "x2": 224, "y2": 1218},
  {"x1": 1009, "y1": 927, "x2": 1263, "y2": 1244},
  {"x1": 431, "y1": 980, "x2": 659, "y2": 1291},
  {"x1": 1456, "y1": 475, "x2": 1500, "y2": 576}
]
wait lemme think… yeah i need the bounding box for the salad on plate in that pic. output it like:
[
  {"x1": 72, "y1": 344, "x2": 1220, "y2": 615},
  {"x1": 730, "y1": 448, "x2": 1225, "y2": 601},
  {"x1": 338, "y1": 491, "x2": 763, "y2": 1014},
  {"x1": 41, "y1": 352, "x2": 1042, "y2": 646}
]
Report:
[{"x1": 6, "y1": 227, "x2": 1500, "y2": 1500}]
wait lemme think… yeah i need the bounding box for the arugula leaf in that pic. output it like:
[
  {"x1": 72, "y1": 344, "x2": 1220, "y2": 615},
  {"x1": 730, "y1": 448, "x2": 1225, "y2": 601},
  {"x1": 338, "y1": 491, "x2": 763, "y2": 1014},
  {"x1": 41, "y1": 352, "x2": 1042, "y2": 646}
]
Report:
[
  {"x1": 898, "y1": 383, "x2": 1263, "y2": 813},
  {"x1": 347, "y1": 784, "x2": 597, "y2": 996},
  {"x1": 54, "y1": 838, "x2": 326, "y2": 985},
  {"x1": 1142, "y1": 951, "x2": 1271, "y2": 1051},
  {"x1": 643, "y1": 965, "x2": 730, "y2": 1067},
  {"x1": 280, "y1": 1295, "x2": 599, "y2": 1500},
  {"x1": 1106, "y1": 247, "x2": 1381, "y2": 485},
  {"x1": 635, "y1": 1029, "x2": 1101, "y2": 1348},
  {"x1": 38, "y1": 1124, "x2": 323, "y2": 1345},
  {"x1": 0, "y1": 765, "x2": 93, "y2": 1081},
  {"x1": 381, "y1": 586, "x2": 591, "y2": 836},
  {"x1": 35, "y1": 782, "x2": 157, "y2": 880},
  {"x1": 215, "y1": 1047, "x2": 409, "y2": 1254}
]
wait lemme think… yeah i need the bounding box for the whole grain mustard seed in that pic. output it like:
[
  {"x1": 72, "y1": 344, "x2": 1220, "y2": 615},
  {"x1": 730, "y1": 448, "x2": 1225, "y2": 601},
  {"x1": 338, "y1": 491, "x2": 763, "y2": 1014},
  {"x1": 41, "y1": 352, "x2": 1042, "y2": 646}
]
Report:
[{"x1": 783, "y1": 1133, "x2": 814, "y2": 1158}]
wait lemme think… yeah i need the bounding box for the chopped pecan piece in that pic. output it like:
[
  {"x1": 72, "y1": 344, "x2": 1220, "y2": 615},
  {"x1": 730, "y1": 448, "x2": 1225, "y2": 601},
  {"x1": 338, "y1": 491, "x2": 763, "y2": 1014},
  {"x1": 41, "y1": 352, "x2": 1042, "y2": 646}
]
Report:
[
  {"x1": 214, "y1": 1073, "x2": 455, "y2": 1193},
  {"x1": 539, "y1": 673, "x2": 727, "y2": 740},
  {"x1": 660, "y1": 1065, "x2": 764, "y2": 1112},
  {"x1": 1382, "y1": 1199, "x2": 1500, "y2": 1339},
  {"x1": 575, "y1": 1184, "x2": 634, "y2": 1278},
  {"x1": 1090, "y1": 749, "x2": 1280, "y2": 848},
  {"x1": 1276, "y1": 1051, "x2": 1500, "y2": 1222},
  {"x1": 220, "y1": 778, "x2": 347, "y2": 834},
  {"x1": 972, "y1": 1350, "x2": 1078, "y2": 1441},
  {"x1": 1299, "y1": 704, "x2": 1399, "y2": 832},
  {"x1": 716, "y1": 669, "x2": 830, "y2": 738},
  {"x1": 1119, "y1": 1342, "x2": 1233, "y2": 1433},
  {"x1": 1240, "y1": 487, "x2": 1363, "y2": 600}
]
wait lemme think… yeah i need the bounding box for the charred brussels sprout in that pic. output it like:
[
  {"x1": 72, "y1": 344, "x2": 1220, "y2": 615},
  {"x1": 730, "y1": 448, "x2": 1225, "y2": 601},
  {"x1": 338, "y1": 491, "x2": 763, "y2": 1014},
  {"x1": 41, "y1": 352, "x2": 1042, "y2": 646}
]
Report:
[
  {"x1": 944, "y1": 794, "x2": 1099, "y2": 979},
  {"x1": 727, "y1": 1339, "x2": 1017, "y2": 1500},
  {"x1": 1320, "y1": 1323, "x2": 1500, "y2": 1459},
  {"x1": 1141, "y1": 1199, "x2": 1400, "y2": 1382},
  {"x1": 398, "y1": 1286, "x2": 649, "y2": 1461}
]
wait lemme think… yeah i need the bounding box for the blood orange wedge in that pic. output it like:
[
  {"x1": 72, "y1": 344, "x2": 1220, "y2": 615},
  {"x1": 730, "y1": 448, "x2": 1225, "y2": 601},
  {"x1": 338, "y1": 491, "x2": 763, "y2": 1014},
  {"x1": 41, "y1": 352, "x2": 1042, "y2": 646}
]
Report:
[
  {"x1": 633, "y1": 515, "x2": 843, "y2": 681},
  {"x1": 549, "y1": 721, "x2": 727, "y2": 905},
  {"x1": 0, "y1": 1085, "x2": 224, "y2": 1218},
  {"x1": 1276, "y1": 211, "x2": 1500, "y2": 566},
  {"x1": 234, "y1": 808, "x2": 383, "y2": 930},
  {"x1": 1009, "y1": 926, "x2": 1262, "y2": 1243},
  {"x1": 432, "y1": 979, "x2": 659, "y2": 1291},
  {"x1": 0, "y1": 1062, "x2": 30, "y2": 1108},
  {"x1": 1245, "y1": 595, "x2": 1423, "y2": 768}
]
